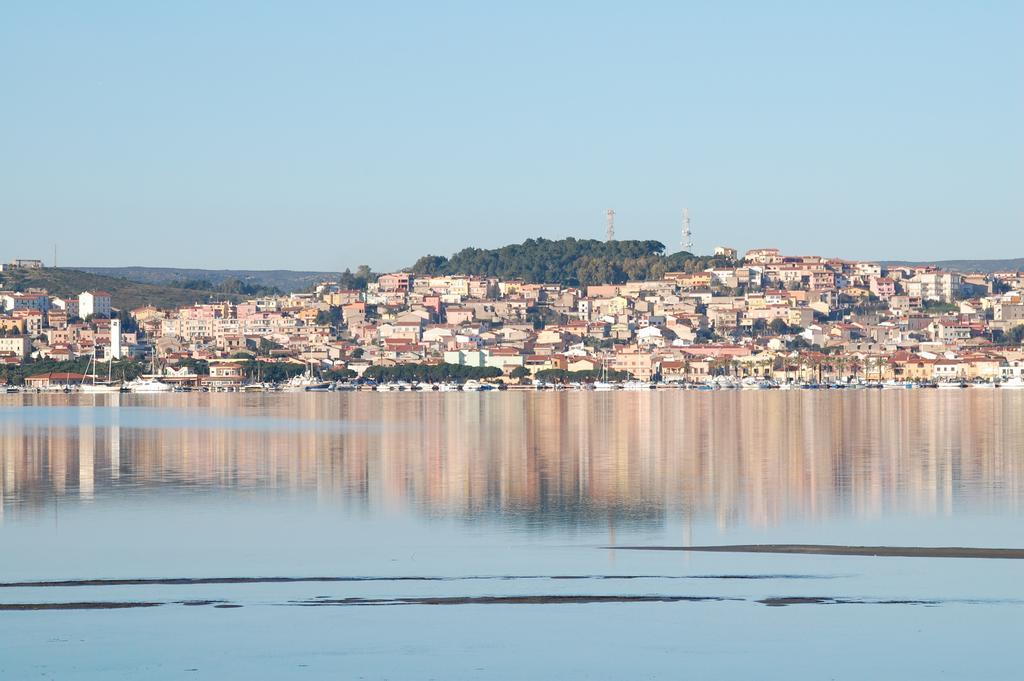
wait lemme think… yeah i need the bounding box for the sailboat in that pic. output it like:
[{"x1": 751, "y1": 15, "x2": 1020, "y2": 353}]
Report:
[
  {"x1": 592, "y1": 356, "x2": 618, "y2": 390},
  {"x1": 80, "y1": 348, "x2": 123, "y2": 394}
]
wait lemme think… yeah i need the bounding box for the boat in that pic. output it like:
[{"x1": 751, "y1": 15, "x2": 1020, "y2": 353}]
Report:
[
  {"x1": 282, "y1": 370, "x2": 331, "y2": 392},
  {"x1": 882, "y1": 380, "x2": 913, "y2": 389},
  {"x1": 80, "y1": 382, "x2": 122, "y2": 394},
  {"x1": 461, "y1": 381, "x2": 494, "y2": 392},
  {"x1": 936, "y1": 382, "x2": 966, "y2": 389},
  {"x1": 998, "y1": 377, "x2": 1024, "y2": 389},
  {"x1": 592, "y1": 357, "x2": 620, "y2": 391},
  {"x1": 740, "y1": 378, "x2": 774, "y2": 390},
  {"x1": 622, "y1": 380, "x2": 655, "y2": 390},
  {"x1": 126, "y1": 377, "x2": 173, "y2": 393},
  {"x1": 80, "y1": 349, "x2": 123, "y2": 393}
]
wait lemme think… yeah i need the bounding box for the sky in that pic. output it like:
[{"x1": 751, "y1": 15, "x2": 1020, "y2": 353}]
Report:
[{"x1": 2, "y1": 1, "x2": 1021, "y2": 271}]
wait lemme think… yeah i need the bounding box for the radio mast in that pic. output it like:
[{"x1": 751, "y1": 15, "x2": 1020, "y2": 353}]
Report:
[
  {"x1": 681, "y1": 208, "x2": 693, "y2": 252},
  {"x1": 605, "y1": 209, "x2": 615, "y2": 242}
]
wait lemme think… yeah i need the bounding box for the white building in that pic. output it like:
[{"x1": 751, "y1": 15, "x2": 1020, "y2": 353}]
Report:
[
  {"x1": 907, "y1": 272, "x2": 961, "y2": 303},
  {"x1": 109, "y1": 317, "x2": 122, "y2": 360},
  {"x1": 2, "y1": 293, "x2": 50, "y2": 313},
  {"x1": 79, "y1": 291, "x2": 112, "y2": 319},
  {"x1": 51, "y1": 296, "x2": 80, "y2": 317}
]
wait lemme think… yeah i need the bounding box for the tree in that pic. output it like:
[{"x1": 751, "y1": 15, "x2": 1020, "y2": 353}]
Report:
[
  {"x1": 117, "y1": 309, "x2": 139, "y2": 334},
  {"x1": 315, "y1": 307, "x2": 343, "y2": 327},
  {"x1": 509, "y1": 366, "x2": 530, "y2": 380},
  {"x1": 770, "y1": 317, "x2": 790, "y2": 335},
  {"x1": 1008, "y1": 325, "x2": 1024, "y2": 346},
  {"x1": 410, "y1": 255, "x2": 449, "y2": 275}
]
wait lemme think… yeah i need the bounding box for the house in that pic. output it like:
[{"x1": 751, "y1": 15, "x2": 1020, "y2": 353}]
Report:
[
  {"x1": 0, "y1": 336, "x2": 31, "y2": 357},
  {"x1": 443, "y1": 350, "x2": 484, "y2": 367},
  {"x1": 204, "y1": 359, "x2": 247, "y2": 389},
  {"x1": 612, "y1": 347, "x2": 657, "y2": 381},
  {"x1": 79, "y1": 291, "x2": 112, "y2": 319},
  {"x1": 484, "y1": 346, "x2": 524, "y2": 372},
  {"x1": 377, "y1": 273, "x2": 413, "y2": 293},
  {"x1": 869, "y1": 277, "x2": 896, "y2": 299},
  {"x1": 24, "y1": 372, "x2": 87, "y2": 388}
]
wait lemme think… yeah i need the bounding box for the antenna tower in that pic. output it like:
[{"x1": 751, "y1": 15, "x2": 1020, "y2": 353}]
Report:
[
  {"x1": 681, "y1": 208, "x2": 693, "y2": 252},
  {"x1": 605, "y1": 208, "x2": 615, "y2": 242}
]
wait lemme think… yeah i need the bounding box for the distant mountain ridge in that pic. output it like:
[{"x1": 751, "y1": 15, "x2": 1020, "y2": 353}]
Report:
[
  {"x1": 881, "y1": 258, "x2": 1024, "y2": 274},
  {"x1": 73, "y1": 254, "x2": 1024, "y2": 294},
  {"x1": 75, "y1": 267, "x2": 340, "y2": 293}
]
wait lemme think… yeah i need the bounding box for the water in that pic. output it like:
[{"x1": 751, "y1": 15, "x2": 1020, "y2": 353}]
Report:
[{"x1": 1, "y1": 391, "x2": 1022, "y2": 679}]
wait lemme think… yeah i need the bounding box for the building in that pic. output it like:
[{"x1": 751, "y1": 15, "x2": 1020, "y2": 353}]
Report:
[
  {"x1": 24, "y1": 372, "x2": 87, "y2": 388},
  {"x1": 907, "y1": 272, "x2": 961, "y2": 303},
  {"x1": 0, "y1": 336, "x2": 31, "y2": 358},
  {"x1": 377, "y1": 273, "x2": 413, "y2": 293},
  {"x1": 869, "y1": 276, "x2": 896, "y2": 300},
  {"x1": 1, "y1": 259, "x2": 44, "y2": 271},
  {"x1": 109, "y1": 317, "x2": 122, "y2": 359},
  {"x1": 79, "y1": 291, "x2": 112, "y2": 319},
  {"x1": 994, "y1": 303, "x2": 1024, "y2": 323},
  {"x1": 205, "y1": 359, "x2": 247, "y2": 389},
  {"x1": 51, "y1": 296, "x2": 80, "y2": 317}
]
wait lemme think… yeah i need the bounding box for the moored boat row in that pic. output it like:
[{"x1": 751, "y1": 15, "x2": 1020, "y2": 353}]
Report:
[{"x1": 5, "y1": 377, "x2": 1024, "y2": 394}]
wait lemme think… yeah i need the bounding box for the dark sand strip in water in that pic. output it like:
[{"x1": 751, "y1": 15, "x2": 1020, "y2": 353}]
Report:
[
  {"x1": 293, "y1": 595, "x2": 731, "y2": 607},
  {"x1": 0, "y1": 602, "x2": 162, "y2": 611},
  {"x1": 0, "y1": 574, "x2": 827, "y2": 589},
  {"x1": 608, "y1": 544, "x2": 1024, "y2": 559},
  {"x1": 758, "y1": 597, "x2": 940, "y2": 607}
]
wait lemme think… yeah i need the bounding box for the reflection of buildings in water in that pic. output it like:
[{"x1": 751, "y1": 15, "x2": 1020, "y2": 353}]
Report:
[{"x1": 1, "y1": 392, "x2": 1023, "y2": 528}]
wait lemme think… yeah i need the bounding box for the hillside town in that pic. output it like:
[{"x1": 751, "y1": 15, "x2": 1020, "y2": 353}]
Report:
[{"x1": 2, "y1": 247, "x2": 1024, "y2": 391}]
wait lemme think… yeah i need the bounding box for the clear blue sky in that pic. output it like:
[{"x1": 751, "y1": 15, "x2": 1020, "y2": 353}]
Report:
[{"x1": 2, "y1": 1, "x2": 1021, "y2": 271}]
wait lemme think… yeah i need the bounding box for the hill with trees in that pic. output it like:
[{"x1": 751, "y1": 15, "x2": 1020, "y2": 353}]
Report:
[
  {"x1": 408, "y1": 237, "x2": 735, "y2": 286},
  {"x1": 0, "y1": 267, "x2": 245, "y2": 310}
]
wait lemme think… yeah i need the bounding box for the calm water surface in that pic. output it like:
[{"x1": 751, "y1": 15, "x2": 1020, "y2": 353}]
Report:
[{"x1": 1, "y1": 391, "x2": 1022, "y2": 679}]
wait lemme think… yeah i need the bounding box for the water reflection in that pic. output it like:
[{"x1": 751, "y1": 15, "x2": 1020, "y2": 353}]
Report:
[{"x1": 1, "y1": 392, "x2": 1022, "y2": 528}]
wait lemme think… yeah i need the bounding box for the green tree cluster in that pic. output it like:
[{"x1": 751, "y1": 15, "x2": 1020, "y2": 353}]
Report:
[
  {"x1": 174, "y1": 277, "x2": 281, "y2": 296},
  {"x1": 362, "y1": 363, "x2": 502, "y2": 383},
  {"x1": 239, "y1": 361, "x2": 309, "y2": 383},
  {"x1": 408, "y1": 238, "x2": 735, "y2": 287},
  {"x1": 315, "y1": 307, "x2": 344, "y2": 326},
  {"x1": 534, "y1": 368, "x2": 633, "y2": 383},
  {"x1": 337, "y1": 266, "x2": 377, "y2": 291},
  {"x1": 1, "y1": 357, "x2": 145, "y2": 385}
]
